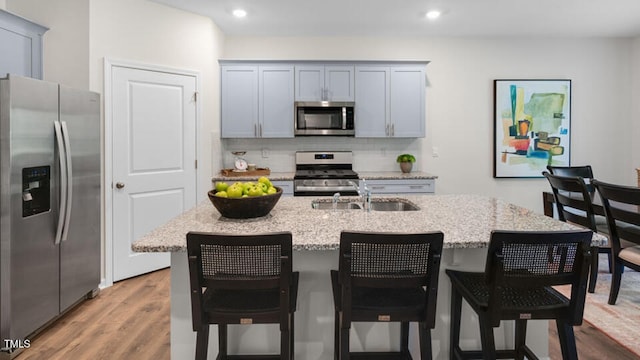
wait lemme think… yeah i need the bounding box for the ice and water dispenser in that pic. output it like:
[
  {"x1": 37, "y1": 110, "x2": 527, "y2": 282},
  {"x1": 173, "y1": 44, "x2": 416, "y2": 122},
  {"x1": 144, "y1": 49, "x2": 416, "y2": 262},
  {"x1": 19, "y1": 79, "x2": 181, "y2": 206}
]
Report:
[{"x1": 22, "y1": 166, "x2": 50, "y2": 217}]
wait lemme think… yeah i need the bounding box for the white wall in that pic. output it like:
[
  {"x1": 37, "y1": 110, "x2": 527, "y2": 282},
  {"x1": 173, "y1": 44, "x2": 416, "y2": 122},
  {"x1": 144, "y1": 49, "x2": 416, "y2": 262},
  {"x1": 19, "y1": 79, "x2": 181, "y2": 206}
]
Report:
[
  {"x1": 7, "y1": 0, "x2": 225, "y2": 281},
  {"x1": 89, "y1": 0, "x2": 225, "y2": 195},
  {"x1": 7, "y1": 0, "x2": 89, "y2": 89},
  {"x1": 0, "y1": 1, "x2": 5, "y2": 10},
  {"x1": 223, "y1": 36, "x2": 635, "y2": 212},
  {"x1": 632, "y1": 36, "x2": 640, "y2": 178},
  {"x1": 88, "y1": 0, "x2": 223, "y2": 280}
]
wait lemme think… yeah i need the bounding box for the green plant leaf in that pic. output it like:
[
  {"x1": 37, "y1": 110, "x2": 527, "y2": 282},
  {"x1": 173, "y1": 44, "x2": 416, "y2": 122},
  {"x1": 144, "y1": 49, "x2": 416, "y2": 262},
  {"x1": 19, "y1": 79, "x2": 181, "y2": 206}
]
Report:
[{"x1": 396, "y1": 154, "x2": 416, "y2": 163}]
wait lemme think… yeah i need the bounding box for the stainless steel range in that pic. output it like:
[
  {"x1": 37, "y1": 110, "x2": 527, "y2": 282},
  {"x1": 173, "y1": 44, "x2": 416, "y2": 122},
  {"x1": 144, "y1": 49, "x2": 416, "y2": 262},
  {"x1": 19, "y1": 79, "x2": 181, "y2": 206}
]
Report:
[{"x1": 294, "y1": 151, "x2": 359, "y2": 196}]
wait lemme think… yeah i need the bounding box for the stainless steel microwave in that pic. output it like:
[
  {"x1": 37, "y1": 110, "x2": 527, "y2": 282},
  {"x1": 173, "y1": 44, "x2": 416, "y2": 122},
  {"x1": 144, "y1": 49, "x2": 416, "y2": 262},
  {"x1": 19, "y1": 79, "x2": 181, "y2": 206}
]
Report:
[{"x1": 294, "y1": 101, "x2": 355, "y2": 136}]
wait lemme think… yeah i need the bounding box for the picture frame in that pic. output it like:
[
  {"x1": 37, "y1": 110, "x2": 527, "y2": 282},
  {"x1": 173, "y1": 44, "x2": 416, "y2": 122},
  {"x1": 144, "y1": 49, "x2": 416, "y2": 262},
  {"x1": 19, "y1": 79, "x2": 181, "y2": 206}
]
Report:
[{"x1": 493, "y1": 79, "x2": 571, "y2": 178}]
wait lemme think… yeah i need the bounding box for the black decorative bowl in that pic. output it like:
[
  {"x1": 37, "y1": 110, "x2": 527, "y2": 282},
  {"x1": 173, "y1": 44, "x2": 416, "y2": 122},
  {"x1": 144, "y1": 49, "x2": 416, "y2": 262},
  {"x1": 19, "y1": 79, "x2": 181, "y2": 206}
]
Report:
[{"x1": 207, "y1": 187, "x2": 283, "y2": 219}]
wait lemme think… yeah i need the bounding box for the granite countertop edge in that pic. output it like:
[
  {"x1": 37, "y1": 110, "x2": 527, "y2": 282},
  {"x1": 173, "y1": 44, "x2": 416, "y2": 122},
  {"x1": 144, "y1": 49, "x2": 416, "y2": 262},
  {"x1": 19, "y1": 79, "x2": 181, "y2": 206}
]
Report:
[
  {"x1": 132, "y1": 195, "x2": 607, "y2": 253},
  {"x1": 211, "y1": 171, "x2": 437, "y2": 182}
]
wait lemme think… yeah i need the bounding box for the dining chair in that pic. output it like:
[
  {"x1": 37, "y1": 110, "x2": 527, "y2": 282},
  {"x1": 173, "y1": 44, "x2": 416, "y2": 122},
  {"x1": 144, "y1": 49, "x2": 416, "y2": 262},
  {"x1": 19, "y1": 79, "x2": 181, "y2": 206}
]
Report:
[
  {"x1": 592, "y1": 179, "x2": 640, "y2": 305},
  {"x1": 186, "y1": 231, "x2": 299, "y2": 360},
  {"x1": 546, "y1": 165, "x2": 595, "y2": 192},
  {"x1": 543, "y1": 171, "x2": 609, "y2": 293},
  {"x1": 446, "y1": 230, "x2": 592, "y2": 360},
  {"x1": 331, "y1": 231, "x2": 444, "y2": 359}
]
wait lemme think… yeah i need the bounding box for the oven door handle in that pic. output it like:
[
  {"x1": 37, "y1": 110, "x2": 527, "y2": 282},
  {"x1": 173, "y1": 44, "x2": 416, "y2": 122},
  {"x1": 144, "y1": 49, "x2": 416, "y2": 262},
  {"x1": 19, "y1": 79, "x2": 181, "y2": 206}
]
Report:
[{"x1": 295, "y1": 185, "x2": 358, "y2": 192}]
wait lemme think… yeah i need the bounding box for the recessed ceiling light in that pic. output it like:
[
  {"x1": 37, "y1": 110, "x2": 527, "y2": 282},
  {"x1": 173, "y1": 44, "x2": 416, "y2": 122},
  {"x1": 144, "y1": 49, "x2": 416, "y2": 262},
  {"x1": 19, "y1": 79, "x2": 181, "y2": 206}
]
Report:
[
  {"x1": 232, "y1": 9, "x2": 247, "y2": 18},
  {"x1": 425, "y1": 10, "x2": 441, "y2": 20}
]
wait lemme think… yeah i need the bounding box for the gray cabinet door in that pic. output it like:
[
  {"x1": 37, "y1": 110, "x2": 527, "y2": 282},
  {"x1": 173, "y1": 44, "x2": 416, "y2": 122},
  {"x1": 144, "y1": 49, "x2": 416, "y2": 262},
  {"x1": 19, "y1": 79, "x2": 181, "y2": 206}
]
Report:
[
  {"x1": 295, "y1": 65, "x2": 324, "y2": 101},
  {"x1": 259, "y1": 65, "x2": 294, "y2": 138},
  {"x1": 0, "y1": 10, "x2": 47, "y2": 79},
  {"x1": 390, "y1": 67, "x2": 425, "y2": 137},
  {"x1": 221, "y1": 66, "x2": 258, "y2": 138},
  {"x1": 325, "y1": 65, "x2": 354, "y2": 101},
  {"x1": 295, "y1": 65, "x2": 354, "y2": 101},
  {"x1": 355, "y1": 67, "x2": 389, "y2": 137}
]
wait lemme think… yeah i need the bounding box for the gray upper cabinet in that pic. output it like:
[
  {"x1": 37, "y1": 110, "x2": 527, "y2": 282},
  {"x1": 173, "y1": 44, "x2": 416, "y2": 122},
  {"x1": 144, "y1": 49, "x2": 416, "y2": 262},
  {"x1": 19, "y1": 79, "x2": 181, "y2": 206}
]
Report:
[
  {"x1": 0, "y1": 10, "x2": 48, "y2": 79},
  {"x1": 390, "y1": 67, "x2": 425, "y2": 137},
  {"x1": 260, "y1": 65, "x2": 294, "y2": 137},
  {"x1": 221, "y1": 64, "x2": 294, "y2": 138},
  {"x1": 354, "y1": 67, "x2": 389, "y2": 137},
  {"x1": 355, "y1": 65, "x2": 425, "y2": 138},
  {"x1": 220, "y1": 60, "x2": 427, "y2": 139},
  {"x1": 295, "y1": 65, "x2": 354, "y2": 101}
]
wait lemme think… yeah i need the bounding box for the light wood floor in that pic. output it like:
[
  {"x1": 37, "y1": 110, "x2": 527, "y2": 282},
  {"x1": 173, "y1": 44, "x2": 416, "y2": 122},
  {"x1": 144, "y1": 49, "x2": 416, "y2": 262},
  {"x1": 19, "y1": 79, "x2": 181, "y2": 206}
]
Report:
[{"x1": 15, "y1": 268, "x2": 640, "y2": 360}]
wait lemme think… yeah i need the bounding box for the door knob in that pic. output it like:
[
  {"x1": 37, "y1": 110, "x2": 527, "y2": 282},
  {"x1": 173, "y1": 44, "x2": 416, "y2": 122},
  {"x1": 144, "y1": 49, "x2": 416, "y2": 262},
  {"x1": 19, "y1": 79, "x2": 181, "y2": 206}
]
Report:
[{"x1": 115, "y1": 182, "x2": 125, "y2": 189}]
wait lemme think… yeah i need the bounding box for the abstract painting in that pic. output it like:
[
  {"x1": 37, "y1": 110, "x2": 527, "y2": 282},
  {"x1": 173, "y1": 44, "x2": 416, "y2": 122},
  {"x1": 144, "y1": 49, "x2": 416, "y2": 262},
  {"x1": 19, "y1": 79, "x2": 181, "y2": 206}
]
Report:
[{"x1": 494, "y1": 79, "x2": 571, "y2": 178}]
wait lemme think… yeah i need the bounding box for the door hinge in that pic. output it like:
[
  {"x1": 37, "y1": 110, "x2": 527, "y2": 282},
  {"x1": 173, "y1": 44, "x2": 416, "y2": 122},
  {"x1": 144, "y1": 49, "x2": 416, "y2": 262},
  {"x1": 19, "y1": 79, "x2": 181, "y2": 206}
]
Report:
[
  {"x1": 195, "y1": 159, "x2": 198, "y2": 169},
  {"x1": 194, "y1": 92, "x2": 198, "y2": 102}
]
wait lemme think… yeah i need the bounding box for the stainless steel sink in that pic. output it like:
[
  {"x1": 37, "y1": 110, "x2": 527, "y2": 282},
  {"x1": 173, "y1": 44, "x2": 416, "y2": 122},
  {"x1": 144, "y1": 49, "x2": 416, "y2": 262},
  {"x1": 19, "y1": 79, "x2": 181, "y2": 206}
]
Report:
[
  {"x1": 311, "y1": 201, "x2": 362, "y2": 210},
  {"x1": 311, "y1": 198, "x2": 419, "y2": 211},
  {"x1": 369, "y1": 198, "x2": 420, "y2": 211}
]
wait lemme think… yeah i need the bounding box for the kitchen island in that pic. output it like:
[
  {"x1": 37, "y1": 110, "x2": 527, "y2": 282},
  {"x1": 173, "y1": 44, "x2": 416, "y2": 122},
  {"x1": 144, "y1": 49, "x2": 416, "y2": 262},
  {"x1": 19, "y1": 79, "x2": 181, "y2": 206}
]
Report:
[{"x1": 133, "y1": 194, "x2": 606, "y2": 360}]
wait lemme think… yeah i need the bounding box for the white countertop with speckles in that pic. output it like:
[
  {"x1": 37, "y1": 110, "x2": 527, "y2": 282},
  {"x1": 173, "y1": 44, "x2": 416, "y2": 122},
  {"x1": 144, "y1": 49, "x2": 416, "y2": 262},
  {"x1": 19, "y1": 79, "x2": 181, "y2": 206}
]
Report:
[{"x1": 132, "y1": 194, "x2": 607, "y2": 253}]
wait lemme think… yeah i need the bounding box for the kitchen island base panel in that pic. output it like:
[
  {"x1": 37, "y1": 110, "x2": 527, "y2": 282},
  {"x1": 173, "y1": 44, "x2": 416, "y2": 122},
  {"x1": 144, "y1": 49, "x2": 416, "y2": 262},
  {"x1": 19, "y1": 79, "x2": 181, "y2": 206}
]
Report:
[{"x1": 170, "y1": 248, "x2": 549, "y2": 359}]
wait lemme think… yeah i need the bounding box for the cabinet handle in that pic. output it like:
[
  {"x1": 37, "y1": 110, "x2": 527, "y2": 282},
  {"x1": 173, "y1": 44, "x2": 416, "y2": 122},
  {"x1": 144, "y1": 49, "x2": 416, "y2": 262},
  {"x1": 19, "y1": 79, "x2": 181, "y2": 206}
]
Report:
[
  {"x1": 371, "y1": 186, "x2": 385, "y2": 190},
  {"x1": 386, "y1": 124, "x2": 389, "y2": 136},
  {"x1": 260, "y1": 123, "x2": 263, "y2": 137},
  {"x1": 391, "y1": 124, "x2": 395, "y2": 136},
  {"x1": 409, "y1": 185, "x2": 424, "y2": 189}
]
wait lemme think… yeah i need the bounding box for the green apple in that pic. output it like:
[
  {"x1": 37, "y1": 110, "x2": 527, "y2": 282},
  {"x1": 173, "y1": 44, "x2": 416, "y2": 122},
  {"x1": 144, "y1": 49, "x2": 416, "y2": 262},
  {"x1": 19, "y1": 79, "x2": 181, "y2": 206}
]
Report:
[
  {"x1": 215, "y1": 181, "x2": 228, "y2": 192},
  {"x1": 267, "y1": 186, "x2": 277, "y2": 195},
  {"x1": 247, "y1": 185, "x2": 263, "y2": 197},
  {"x1": 258, "y1": 176, "x2": 272, "y2": 188},
  {"x1": 226, "y1": 185, "x2": 243, "y2": 198},
  {"x1": 214, "y1": 190, "x2": 228, "y2": 197},
  {"x1": 242, "y1": 182, "x2": 255, "y2": 195},
  {"x1": 259, "y1": 182, "x2": 268, "y2": 193}
]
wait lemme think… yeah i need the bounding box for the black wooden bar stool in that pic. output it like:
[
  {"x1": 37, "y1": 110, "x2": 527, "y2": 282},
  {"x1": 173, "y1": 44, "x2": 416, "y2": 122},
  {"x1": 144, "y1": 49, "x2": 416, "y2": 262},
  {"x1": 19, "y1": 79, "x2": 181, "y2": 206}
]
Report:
[
  {"x1": 331, "y1": 230, "x2": 444, "y2": 359},
  {"x1": 186, "y1": 231, "x2": 299, "y2": 360},
  {"x1": 446, "y1": 230, "x2": 592, "y2": 360}
]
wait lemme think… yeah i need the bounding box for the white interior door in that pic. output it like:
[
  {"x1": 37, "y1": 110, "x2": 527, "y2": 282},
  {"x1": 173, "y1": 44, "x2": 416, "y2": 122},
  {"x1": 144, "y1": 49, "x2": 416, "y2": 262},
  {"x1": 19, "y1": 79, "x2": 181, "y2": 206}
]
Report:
[{"x1": 111, "y1": 66, "x2": 197, "y2": 282}]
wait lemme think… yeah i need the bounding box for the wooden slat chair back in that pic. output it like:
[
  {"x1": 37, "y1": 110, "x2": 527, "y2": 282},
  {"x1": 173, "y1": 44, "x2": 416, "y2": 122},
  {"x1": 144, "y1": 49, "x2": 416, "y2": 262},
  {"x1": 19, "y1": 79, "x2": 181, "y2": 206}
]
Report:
[
  {"x1": 592, "y1": 179, "x2": 640, "y2": 305},
  {"x1": 543, "y1": 168, "x2": 610, "y2": 293}
]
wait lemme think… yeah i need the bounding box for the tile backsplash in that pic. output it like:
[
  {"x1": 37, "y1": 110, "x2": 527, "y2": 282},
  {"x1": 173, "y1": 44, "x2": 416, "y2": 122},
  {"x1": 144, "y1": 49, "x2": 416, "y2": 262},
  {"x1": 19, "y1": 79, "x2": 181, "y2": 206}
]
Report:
[{"x1": 221, "y1": 137, "x2": 423, "y2": 172}]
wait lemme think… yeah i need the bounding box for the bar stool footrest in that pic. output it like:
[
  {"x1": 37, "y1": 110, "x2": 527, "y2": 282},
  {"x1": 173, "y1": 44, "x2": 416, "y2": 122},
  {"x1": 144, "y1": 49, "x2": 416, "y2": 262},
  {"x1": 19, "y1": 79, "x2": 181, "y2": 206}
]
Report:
[
  {"x1": 453, "y1": 347, "x2": 539, "y2": 359},
  {"x1": 348, "y1": 351, "x2": 413, "y2": 360},
  {"x1": 218, "y1": 355, "x2": 283, "y2": 360}
]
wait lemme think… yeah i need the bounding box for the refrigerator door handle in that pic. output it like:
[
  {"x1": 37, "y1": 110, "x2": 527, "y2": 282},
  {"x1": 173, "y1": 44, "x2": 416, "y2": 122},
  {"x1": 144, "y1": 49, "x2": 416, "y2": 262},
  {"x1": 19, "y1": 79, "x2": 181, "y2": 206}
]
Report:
[
  {"x1": 54, "y1": 120, "x2": 68, "y2": 245},
  {"x1": 60, "y1": 121, "x2": 73, "y2": 242}
]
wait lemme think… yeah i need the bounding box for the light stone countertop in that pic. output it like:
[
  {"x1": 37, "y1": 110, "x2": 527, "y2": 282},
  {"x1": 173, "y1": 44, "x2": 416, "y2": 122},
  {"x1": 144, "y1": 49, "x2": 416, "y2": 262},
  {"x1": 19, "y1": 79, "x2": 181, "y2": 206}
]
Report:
[
  {"x1": 211, "y1": 171, "x2": 437, "y2": 184},
  {"x1": 357, "y1": 171, "x2": 438, "y2": 180},
  {"x1": 212, "y1": 171, "x2": 295, "y2": 182},
  {"x1": 132, "y1": 194, "x2": 607, "y2": 253}
]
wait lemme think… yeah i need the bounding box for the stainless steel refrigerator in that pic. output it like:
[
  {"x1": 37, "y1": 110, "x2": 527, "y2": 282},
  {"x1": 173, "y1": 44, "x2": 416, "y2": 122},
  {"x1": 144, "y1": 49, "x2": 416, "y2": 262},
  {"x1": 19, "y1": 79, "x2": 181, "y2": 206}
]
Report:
[{"x1": 0, "y1": 75, "x2": 100, "y2": 353}]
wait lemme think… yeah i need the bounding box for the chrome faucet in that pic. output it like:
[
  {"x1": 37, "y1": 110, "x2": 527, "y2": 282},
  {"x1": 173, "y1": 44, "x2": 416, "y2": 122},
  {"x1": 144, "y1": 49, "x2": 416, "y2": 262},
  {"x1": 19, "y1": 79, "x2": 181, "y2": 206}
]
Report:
[
  {"x1": 348, "y1": 179, "x2": 371, "y2": 212},
  {"x1": 332, "y1": 192, "x2": 340, "y2": 211}
]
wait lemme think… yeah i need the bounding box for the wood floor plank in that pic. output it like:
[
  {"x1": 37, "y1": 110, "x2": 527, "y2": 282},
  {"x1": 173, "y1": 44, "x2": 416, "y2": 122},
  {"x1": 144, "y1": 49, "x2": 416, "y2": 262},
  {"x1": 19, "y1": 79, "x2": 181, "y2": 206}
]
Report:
[
  {"x1": 16, "y1": 269, "x2": 171, "y2": 360},
  {"x1": 14, "y1": 267, "x2": 638, "y2": 360}
]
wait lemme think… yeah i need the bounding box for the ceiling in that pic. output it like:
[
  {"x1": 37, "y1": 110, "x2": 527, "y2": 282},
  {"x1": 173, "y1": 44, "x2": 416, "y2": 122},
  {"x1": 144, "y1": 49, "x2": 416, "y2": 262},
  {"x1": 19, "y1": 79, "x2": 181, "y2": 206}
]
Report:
[{"x1": 149, "y1": 0, "x2": 640, "y2": 38}]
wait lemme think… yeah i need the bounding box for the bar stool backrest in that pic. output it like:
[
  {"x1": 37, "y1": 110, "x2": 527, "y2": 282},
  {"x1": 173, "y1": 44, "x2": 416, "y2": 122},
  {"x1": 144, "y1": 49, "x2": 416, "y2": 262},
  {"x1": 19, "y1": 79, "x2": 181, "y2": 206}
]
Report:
[
  {"x1": 338, "y1": 231, "x2": 443, "y2": 327},
  {"x1": 484, "y1": 230, "x2": 592, "y2": 326}
]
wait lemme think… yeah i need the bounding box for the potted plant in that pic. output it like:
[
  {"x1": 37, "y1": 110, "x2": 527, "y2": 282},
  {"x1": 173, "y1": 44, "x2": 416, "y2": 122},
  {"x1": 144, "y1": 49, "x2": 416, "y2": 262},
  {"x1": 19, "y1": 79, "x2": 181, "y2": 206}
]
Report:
[{"x1": 396, "y1": 154, "x2": 416, "y2": 173}]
